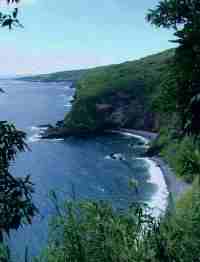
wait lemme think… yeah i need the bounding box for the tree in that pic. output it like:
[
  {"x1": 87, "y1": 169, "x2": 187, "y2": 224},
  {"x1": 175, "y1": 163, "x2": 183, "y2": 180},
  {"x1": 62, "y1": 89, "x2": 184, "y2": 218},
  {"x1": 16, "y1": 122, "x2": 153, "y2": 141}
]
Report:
[
  {"x1": 147, "y1": 0, "x2": 200, "y2": 135},
  {"x1": 0, "y1": 0, "x2": 37, "y2": 244},
  {"x1": 0, "y1": 122, "x2": 37, "y2": 243},
  {"x1": 0, "y1": 0, "x2": 23, "y2": 30}
]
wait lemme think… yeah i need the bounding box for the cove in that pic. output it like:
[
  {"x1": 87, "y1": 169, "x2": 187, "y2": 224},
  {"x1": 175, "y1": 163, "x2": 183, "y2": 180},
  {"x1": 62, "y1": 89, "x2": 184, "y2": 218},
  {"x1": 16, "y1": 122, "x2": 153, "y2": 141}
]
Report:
[{"x1": 0, "y1": 80, "x2": 168, "y2": 260}]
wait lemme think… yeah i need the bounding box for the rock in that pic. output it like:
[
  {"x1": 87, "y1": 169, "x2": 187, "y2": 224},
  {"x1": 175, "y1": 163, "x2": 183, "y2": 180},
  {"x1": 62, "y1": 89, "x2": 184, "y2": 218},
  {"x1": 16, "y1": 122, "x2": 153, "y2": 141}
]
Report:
[
  {"x1": 38, "y1": 124, "x2": 53, "y2": 129},
  {"x1": 110, "y1": 153, "x2": 125, "y2": 161},
  {"x1": 70, "y1": 83, "x2": 75, "y2": 89},
  {"x1": 56, "y1": 120, "x2": 64, "y2": 127},
  {"x1": 41, "y1": 126, "x2": 71, "y2": 139}
]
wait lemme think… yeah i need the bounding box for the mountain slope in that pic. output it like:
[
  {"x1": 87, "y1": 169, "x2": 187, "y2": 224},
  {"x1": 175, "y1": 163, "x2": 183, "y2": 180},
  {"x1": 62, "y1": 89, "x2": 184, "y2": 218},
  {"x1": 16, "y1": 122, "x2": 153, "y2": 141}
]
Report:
[
  {"x1": 18, "y1": 68, "x2": 89, "y2": 82},
  {"x1": 64, "y1": 49, "x2": 174, "y2": 134}
]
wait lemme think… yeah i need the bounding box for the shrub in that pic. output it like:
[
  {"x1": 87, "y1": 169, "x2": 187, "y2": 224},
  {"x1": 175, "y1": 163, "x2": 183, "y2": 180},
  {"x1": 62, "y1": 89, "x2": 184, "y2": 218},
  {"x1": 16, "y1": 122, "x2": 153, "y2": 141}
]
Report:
[
  {"x1": 161, "y1": 136, "x2": 200, "y2": 182},
  {"x1": 38, "y1": 201, "x2": 158, "y2": 262},
  {"x1": 0, "y1": 244, "x2": 10, "y2": 262}
]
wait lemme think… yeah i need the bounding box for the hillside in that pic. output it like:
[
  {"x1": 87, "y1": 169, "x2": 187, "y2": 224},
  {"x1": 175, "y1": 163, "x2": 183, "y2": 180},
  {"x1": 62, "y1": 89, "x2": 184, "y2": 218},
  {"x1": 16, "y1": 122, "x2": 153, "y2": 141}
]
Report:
[
  {"x1": 62, "y1": 49, "x2": 174, "y2": 135},
  {"x1": 19, "y1": 68, "x2": 90, "y2": 82}
]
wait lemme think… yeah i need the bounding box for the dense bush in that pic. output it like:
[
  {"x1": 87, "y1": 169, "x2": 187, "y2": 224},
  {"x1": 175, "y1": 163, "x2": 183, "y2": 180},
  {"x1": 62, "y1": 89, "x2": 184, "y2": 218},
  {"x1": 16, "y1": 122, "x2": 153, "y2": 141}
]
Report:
[
  {"x1": 0, "y1": 121, "x2": 37, "y2": 243},
  {"x1": 38, "y1": 201, "x2": 158, "y2": 262},
  {"x1": 156, "y1": 134, "x2": 200, "y2": 182},
  {"x1": 36, "y1": 186, "x2": 200, "y2": 262},
  {"x1": 63, "y1": 49, "x2": 174, "y2": 134},
  {"x1": 0, "y1": 244, "x2": 10, "y2": 262},
  {"x1": 156, "y1": 183, "x2": 200, "y2": 262}
]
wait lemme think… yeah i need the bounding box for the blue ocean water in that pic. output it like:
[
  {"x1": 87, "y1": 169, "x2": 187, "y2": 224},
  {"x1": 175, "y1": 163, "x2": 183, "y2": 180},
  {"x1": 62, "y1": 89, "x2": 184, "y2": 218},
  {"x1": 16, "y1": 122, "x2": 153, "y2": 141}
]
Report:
[{"x1": 0, "y1": 80, "x2": 159, "y2": 259}]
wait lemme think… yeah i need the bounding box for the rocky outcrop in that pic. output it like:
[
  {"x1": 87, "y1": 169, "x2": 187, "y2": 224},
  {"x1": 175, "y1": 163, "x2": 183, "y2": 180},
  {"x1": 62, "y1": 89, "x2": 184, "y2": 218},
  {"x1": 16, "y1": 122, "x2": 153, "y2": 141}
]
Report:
[{"x1": 41, "y1": 49, "x2": 174, "y2": 138}]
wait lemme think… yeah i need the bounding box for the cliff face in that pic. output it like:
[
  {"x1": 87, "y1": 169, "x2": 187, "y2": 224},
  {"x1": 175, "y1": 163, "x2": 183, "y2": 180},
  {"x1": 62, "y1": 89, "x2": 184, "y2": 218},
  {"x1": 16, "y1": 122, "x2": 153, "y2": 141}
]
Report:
[
  {"x1": 95, "y1": 91, "x2": 156, "y2": 130},
  {"x1": 64, "y1": 49, "x2": 174, "y2": 134}
]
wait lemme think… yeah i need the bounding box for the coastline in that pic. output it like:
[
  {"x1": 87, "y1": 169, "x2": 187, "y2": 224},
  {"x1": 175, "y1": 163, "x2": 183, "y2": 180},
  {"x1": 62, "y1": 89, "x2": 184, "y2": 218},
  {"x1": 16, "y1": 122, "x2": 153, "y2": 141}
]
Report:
[
  {"x1": 111, "y1": 128, "x2": 190, "y2": 203},
  {"x1": 42, "y1": 124, "x2": 190, "y2": 203}
]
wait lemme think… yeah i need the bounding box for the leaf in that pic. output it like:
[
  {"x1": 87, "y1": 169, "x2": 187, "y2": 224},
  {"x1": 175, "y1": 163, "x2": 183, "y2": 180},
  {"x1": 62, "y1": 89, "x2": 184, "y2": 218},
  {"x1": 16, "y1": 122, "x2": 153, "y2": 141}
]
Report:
[{"x1": 12, "y1": 8, "x2": 18, "y2": 19}]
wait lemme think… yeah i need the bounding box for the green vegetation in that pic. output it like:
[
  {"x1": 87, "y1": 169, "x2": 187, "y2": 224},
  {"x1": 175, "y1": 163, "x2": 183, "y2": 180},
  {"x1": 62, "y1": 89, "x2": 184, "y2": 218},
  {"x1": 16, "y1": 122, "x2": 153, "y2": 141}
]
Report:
[
  {"x1": 3, "y1": 0, "x2": 200, "y2": 261},
  {"x1": 0, "y1": 2, "x2": 37, "y2": 259},
  {"x1": 146, "y1": 0, "x2": 200, "y2": 182},
  {"x1": 64, "y1": 49, "x2": 174, "y2": 134},
  {"x1": 36, "y1": 0, "x2": 200, "y2": 261},
  {"x1": 36, "y1": 184, "x2": 200, "y2": 262},
  {"x1": 0, "y1": 121, "x2": 37, "y2": 244},
  {"x1": 147, "y1": 0, "x2": 200, "y2": 136},
  {"x1": 0, "y1": 1, "x2": 23, "y2": 30},
  {"x1": 19, "y1": 68, "x2": 91, "y2": 82},
  {"x1": 20, "y1": 49, "x2": 174, "y2": 134},
  {"x1": 38, "y1": 201, "x2": 154, "y2": 262},
  {"x1": 150, "y1": 133, "x2": 200, "y2": 183}
]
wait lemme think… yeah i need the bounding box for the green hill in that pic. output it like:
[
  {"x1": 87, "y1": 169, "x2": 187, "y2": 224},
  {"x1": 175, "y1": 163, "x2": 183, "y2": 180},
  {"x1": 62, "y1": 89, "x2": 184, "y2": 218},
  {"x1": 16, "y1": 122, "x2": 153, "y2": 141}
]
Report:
[
  {"x1": 63, "y1": 49, "x2": 174, "y2": 135},
  {"x1": 19, "y1": 68, "x2": 89, "y2": 82}
]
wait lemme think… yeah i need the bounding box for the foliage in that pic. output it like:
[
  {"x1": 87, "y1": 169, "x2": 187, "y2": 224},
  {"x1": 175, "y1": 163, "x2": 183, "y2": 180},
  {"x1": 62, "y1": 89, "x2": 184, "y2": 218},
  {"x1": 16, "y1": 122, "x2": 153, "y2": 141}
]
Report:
[
  {"x1": 21, "y1": 49, "x2": 174, "y2": 134},
  {"x1": 147, "y1": 0, "x2": 200, "y2": 136},
  {"x1": 0, "y1": 121, "x2": 37, "y2": 242},
  {"x1": 155, "y1": 184, "x2": 200, "y2": 262},
  {"x1": 0, "y1": 0, "x2": 37, "y2": 247},
  {"x1": 0, "y1": 0, "x2": 22, "y2": 30},
  {"x1": 36, "y1": 188, "x2": 200, "y2": 262},
  {"x1": 19, "y1": 68, "x2": 90, "y2": 83},
  {"x1": 150, "y1": 129, "x2": 200, "y2": 183},
  {"x1": 0, "y1": 244, "x2": 10, "y2": 262},
  {"x1": 151, "y1": 60, "x2": 177, "y2": 115},
  {"x1": 38, "y1": 201, "x2": 158, "y2": 262},
  {"x1": 63, "y1": 49, "x2": 174, "y2": 134}
]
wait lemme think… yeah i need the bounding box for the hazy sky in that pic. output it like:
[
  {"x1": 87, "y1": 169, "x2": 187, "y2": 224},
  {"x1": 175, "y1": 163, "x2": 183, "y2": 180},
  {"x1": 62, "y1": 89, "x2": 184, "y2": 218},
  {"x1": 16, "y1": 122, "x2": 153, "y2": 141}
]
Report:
[{"x1": 0, "y1": 0, "x2": 176, "y2": 76}]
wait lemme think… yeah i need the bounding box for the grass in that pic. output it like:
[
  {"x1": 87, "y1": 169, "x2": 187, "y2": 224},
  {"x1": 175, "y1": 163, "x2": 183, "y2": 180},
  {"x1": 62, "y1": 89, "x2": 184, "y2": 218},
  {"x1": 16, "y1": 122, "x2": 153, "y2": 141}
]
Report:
[{"x1": 36, "y1": 183, "x2": 200, "y2": 262}]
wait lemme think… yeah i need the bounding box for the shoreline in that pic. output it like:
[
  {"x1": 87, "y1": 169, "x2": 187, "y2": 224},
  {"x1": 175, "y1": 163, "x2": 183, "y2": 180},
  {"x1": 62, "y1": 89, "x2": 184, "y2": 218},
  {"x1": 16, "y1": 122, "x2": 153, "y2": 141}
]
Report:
[
  {"x1": 41, "y1": 124, "x2": 190, "y2": 202},
  {"x1": 112, "y1": 128, "x2": 190, "y2": 202}
]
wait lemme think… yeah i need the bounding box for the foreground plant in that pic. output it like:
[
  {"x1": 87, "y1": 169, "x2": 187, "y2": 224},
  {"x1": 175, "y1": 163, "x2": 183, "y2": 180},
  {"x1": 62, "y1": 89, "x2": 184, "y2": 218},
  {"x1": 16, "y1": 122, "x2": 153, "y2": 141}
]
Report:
[
  {"x1": 147, "y1": 0, "x2": 200, "y2": 136},
  {"x1": 38, "y1": 201, "x2": 153, "y2": 262},
  {"x1": 0, "y1": 121, "x2": 37, "y2": 243}
]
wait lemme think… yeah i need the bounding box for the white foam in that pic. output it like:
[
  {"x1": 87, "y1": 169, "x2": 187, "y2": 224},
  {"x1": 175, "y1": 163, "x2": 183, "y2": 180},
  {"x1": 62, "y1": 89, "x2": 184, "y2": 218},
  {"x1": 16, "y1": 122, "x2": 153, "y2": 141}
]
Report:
[
  {"x1": 97, "y1": 186, "x2": 105, "y2": 193},
  {"x1": 28, "y1": 134, "x2": 41, "y2": 143},
  {"x1": 109, "y1": 130, "x2": 149, "y2": 144},
  {"x1": 129, "y1": 144, "x2": 150, "y2": 150},
  {"x1": 51, "y1": 138, "x2": 64, "y2": 142},
  {"x1": 68, "y1": 95, "x2": 74, "y2": 101},
  {"x1": 29, "y1": 126, "x2": 48, "y2": 132},
  {"x1": 29, "y1": 126, "x2": 40, "y2": 131},
  {"x1": 28, "y1": 126, "x2": 49, "y2": 143},
  {"x1": 28, "y1": 135, "x2": 64, "y2": 143},
  {"x1": 64, "y1": 104, "x2": 71, "y2": 107},
  {"x1": 135, "y1": 157, "x2": 169, "y2": 218},
  {"x1": 104, "y1": 153, "x2": 125, "y2": 161},
  {"x1": 105, "y1": 155, "x2": 112, "y2": 160}
]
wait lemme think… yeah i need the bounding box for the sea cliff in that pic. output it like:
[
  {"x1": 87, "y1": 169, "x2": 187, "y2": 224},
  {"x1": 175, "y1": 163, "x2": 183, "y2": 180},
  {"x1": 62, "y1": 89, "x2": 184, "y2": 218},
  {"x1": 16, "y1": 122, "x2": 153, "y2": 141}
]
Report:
[{"x1": 37, "y1": 49, "x2": 174, "y2": 138}]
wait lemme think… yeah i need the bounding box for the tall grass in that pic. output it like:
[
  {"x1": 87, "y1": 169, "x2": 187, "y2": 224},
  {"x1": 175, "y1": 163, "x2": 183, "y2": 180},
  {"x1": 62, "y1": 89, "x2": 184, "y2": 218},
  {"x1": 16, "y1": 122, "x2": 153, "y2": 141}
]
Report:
[{"x1": 36, "y1": 182, "x2": 200, "y2": 262}]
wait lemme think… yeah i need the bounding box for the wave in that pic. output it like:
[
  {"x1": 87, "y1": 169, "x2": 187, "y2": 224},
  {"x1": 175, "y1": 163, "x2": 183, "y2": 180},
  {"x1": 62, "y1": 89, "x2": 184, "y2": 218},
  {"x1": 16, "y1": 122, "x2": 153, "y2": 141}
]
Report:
[
  {"x1": 135, "y1": 157, "x2": 169, "y2": 218},
  {"x1": 64, "y1": 104, "x2": 71, "y2": 107},
  {"x1": 109, "y1": 130, "x2": 149, "y2": 144},
  {"x1": 28, "y1": 126, "x2": 64, "y2": 143},
  {"x1": 29, "y1": 126, "x2": 48, "y2": 132},
  {"x1": 28, "y1": 133, "x2": 41, "y2": 143}
]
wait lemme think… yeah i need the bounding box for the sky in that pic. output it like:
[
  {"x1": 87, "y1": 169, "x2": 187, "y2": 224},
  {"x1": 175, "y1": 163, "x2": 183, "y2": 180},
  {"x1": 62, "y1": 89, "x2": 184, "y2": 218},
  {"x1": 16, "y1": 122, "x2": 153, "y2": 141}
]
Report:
[{"x1": 0, "y1": 0, "x2": 176, "y2": 76}]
